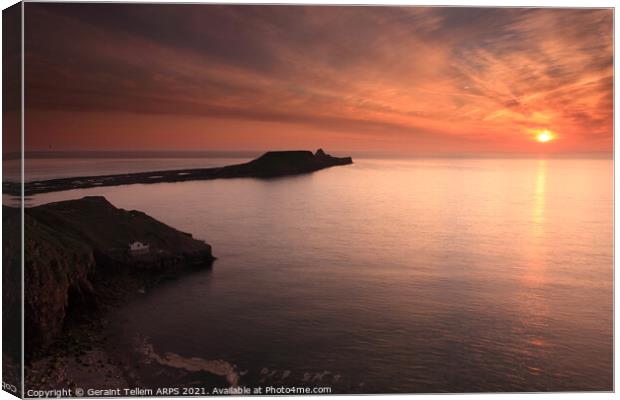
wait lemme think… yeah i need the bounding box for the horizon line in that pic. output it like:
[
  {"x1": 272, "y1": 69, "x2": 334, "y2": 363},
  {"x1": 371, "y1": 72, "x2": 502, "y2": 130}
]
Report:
[{"x1": 2, "y1": 149, "x2": 614, "y2": 160}]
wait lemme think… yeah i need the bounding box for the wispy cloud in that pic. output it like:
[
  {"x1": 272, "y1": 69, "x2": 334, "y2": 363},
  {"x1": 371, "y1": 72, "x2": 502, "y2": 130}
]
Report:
[{"x1": 25, "y1": 4, "x2": 613, "y2": 152}]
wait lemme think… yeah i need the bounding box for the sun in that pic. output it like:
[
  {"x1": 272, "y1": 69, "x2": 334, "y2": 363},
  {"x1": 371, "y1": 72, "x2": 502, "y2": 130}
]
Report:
[{"x1": 535, "y1": 130, "x2": 555, "y2": 143}]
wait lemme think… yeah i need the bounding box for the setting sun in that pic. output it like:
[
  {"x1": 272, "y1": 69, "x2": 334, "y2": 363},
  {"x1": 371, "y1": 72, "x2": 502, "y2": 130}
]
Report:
[{"x1": 536, "y1": 130, "x2": 555, "y2": 143}]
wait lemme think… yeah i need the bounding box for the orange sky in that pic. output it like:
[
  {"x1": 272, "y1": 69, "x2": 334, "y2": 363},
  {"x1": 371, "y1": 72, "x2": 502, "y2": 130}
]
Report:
[{"x1": 23, "y1": 5, "x2": 613, "y2": 154}]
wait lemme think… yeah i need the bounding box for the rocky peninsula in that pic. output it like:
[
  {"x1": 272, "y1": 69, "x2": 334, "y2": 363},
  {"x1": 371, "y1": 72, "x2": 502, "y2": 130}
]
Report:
[
  {"x1": 6, "y1": 149, "x2": 353, "y2": 196},
  {"x1": 3, "y1": 150, "x2": 353, "y2": 391}
]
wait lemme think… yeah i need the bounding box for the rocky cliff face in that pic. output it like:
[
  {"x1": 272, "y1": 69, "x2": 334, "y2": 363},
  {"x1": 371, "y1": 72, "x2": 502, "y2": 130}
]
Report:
[
  {"x1": 23, "y1": 211, "x2": 97, "y2": 352},
  {"x1": 4, "y1": 196, "x2": 215, "y2": 355},
  {"x1": 26, "y1": 196, "x2": 214, "y2": 269}
]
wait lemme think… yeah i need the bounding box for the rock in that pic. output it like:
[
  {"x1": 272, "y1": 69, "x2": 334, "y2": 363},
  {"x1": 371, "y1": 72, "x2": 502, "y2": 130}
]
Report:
[
  {"x1": 221, "y1": 149, "x2": 353, "y2": 178},
  {"x1": 8, "y1": 149, "x2": 353, "y2": 195},
  {"x1": 28, "y1": 196, "x2": 215, "y2": 268},
  {"x1": 4, "y1": 196, "x2": 215, "y2": 356}
]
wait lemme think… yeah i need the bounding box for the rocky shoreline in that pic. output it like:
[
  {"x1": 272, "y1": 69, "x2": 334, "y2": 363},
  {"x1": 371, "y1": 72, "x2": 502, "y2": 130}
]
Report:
[
  {"x1": 2, "y1": 196, "x2": 215, "y2": 361},
  {"x1": 4, "y1": 196, "x2": 221, "y2": 393},
  {"x1": 24, "y1": 268, "x2": 229, "y2": 394}
]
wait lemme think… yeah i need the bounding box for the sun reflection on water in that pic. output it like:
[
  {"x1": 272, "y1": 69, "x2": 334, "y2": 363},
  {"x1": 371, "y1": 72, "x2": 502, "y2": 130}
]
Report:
[{"x1": 532, "y1": 159, "x2": 547, "y2": 237}]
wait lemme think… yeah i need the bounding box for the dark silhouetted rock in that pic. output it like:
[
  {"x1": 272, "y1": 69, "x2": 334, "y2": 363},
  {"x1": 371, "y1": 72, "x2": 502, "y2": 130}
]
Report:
[
  {"x1": 5, "y1": 149, "x2": 353, "y2": 195},
  {"x1": 4, "y1": 196, "x2": 214, "y2": 354}
]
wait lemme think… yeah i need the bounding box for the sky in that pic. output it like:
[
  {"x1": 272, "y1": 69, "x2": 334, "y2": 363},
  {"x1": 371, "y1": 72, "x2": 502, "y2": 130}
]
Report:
[{"x1": 23, "y1": 4, "x2": 613, "y2": 154}]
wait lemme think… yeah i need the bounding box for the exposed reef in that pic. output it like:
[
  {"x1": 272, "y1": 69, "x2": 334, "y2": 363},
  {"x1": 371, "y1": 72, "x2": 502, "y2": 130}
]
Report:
[
  {"x1": 5, "y1": 149, "x2": 353, "y2": 195},
  {"x1": 3, "y1": 196, "x2": 214, "y2": 356}
]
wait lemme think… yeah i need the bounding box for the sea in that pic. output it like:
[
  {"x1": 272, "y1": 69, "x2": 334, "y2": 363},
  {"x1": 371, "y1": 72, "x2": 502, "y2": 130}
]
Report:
[{"x1": 4, "y1": 154, "x2": 614, "y2": 392}]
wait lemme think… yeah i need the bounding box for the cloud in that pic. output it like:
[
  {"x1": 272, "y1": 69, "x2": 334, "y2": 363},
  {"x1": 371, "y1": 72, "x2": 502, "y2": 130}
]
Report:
[{"x1": 24, "y1": 4, "x2": 613, "y2": 152}]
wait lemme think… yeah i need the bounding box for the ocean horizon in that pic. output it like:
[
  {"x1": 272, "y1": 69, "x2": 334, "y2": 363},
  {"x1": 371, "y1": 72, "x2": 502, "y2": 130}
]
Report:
[{"x1": 1, "y1": 151, "x2": 614, "y2": 185}]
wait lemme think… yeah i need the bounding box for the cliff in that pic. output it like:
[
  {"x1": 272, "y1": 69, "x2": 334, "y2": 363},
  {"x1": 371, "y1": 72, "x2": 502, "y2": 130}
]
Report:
[
  {"x1": 7, "y1": 149, "x2": 353, "y2": 195},
  {"x1": 4, "y1": 196, "x2": 215, "y2": 355}
]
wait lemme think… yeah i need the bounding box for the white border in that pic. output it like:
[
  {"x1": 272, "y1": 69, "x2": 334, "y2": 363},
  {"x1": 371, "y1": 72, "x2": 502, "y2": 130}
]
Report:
[{"x1": 0, "y1": 2, "x2": 616, "y2": 400}]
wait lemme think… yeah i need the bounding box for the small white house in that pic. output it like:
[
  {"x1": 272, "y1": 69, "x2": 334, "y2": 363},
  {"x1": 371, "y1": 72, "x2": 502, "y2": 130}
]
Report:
[{"x1": 129, "y1": 241, "x2": 150, "y2": 254}]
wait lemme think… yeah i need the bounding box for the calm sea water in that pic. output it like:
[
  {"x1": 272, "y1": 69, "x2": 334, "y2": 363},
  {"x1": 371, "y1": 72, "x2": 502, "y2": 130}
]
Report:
[{"x1": 22, "y1": 157, "x2": 613, "y2": 392}]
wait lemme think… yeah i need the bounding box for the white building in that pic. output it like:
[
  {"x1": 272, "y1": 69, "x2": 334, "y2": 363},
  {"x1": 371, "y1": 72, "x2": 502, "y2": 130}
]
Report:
[{"x1": 129, "y1": 241, "x2": 150, "y2": 254}]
